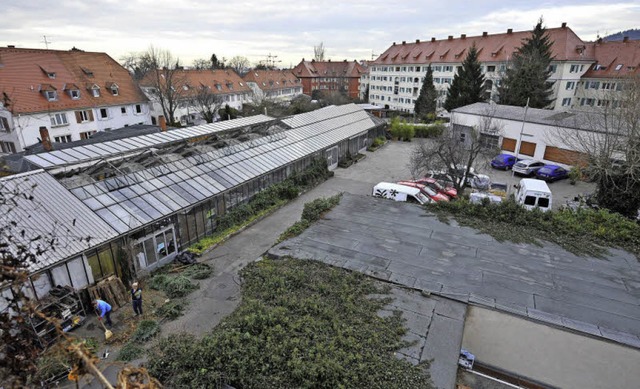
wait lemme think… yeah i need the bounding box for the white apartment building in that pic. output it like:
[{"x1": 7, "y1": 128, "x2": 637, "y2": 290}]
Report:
[
  {"x1": 242, "y1": 69, "x2": 303, "y2": 103},
  {"x1": 366, "y1": 24, "x2": 638, "y2": 113},
  {"x1": 0, "y1": 47, "x2": 151, "y2": 153},
  {"x1": 140, "y1": 69, "x2": 252, "y2": 126}
]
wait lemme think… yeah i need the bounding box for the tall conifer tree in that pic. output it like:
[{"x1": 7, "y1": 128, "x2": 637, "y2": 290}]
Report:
[
  {"x1": 414, "y1": 65, "x2": 437, "y2": 120},
  {"x1": 444, "y1": 44, "x2": 485, "y2": 111},
  {"x1": 498, "y1": 18, "x2": 555, "y2": 108}
]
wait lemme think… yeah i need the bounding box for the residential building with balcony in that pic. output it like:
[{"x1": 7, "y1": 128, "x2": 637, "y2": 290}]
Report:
[
  {"x1": 0, "y1": 47, "x2": 151, "y2": 154},
  {"x1": 292, "y1": 59, "x2": 366, "y2": 99},
  {"x1": 243, "y1": 69, "x2": 303, "y2": 103}
]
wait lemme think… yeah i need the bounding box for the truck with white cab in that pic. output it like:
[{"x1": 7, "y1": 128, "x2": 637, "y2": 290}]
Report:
[{"x1": 372, "y1": 182, "x2": 431, "y2": 205}]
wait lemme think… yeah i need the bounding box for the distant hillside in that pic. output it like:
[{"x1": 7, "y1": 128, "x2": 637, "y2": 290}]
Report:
[{"x1": 603, "y1": 29, "x2": 640, "y2": 41}]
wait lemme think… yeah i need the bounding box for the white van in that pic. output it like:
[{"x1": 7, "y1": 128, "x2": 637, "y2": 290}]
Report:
[
  {"x1": 372, "y1": 182, "x2": 431, "y2": 205},
  {"x1": 515, "y1": 178, "x2": 552, "y2": 212}
]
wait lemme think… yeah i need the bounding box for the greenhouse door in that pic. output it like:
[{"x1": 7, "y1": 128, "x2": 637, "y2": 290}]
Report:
[
  {"x1": 326, "y1": 146, "x2": 339, "y2": 170},
  {"x1": 133, "y1": 226, "x2": 177, "y2": 271}
]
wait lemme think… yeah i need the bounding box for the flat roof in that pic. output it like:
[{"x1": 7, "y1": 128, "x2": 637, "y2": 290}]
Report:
[
  {"x1": 270, "y1": 193, "x2": 640, "y2": 349},
  {"x1": 520, "y1": 178, "x2": 550, "y2": 192}
]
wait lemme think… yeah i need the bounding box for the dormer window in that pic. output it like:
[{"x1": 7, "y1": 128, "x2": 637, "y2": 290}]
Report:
[
  {"x1": 215, "y1": 84, "x2": 222, "y2": 91},
  {"x1": 70, "y1": 89, "x2": 80, "y2": 99},
  {"x1": 108, "y1": 83, "x2": 119, "y2": 96},
  {"x1": 615, "y1": 64, "x2": 623, "y2": 71},
  {"x1": 226, "y1": 82, "x2": 233, "y2": 90},
  {"x1": 183, "y1": 85, "x2": 189, "y2": 91},
  {"x1": 45, "y1": 90, "x2": 57, "y2": 101},
  {"x1": 81, "y1": 67, "x2": 94, "y2": 77},
  {"x1": 87, "y1": 83, "x2": 101, "y2": 97},
  {"x1": 47, "y1": 72, "x2": 56, "y2": 79}
]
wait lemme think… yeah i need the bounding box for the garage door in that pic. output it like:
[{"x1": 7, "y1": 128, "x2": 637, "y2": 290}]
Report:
[
  {"x1": 519, "y1": 141, "x2": 536, "y2": 157},
  {"x1": 501, "y1": 137, "x2": 516, "y2": 152},
  {"x1": 543, "y1": 146, "x2": 586, "y2": 165}
]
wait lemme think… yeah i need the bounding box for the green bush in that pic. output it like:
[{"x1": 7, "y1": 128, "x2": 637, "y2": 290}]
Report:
[
  {"x1": 163, "y1": 276, "x2": 199, "y2": 299},
  {"x1": 156, "y1": 299, "x2": 188, "y2": 321},
  {"x1": 277, "y1": 220, "x2": 310, "y2": 243},
  {"x1": 183, "y1": 263, "x2": 214, "y2": 279},
  {"x1": 132, "y1": 320, "x2": 160, "y2": 343},
  {"x1": 301, "y1": 195, "x2": 342, "y2": 223},
  {"x1": 148, "y1": 274, "x2": 169, "y2": 291},
  {"x1": 147, "y1": 259, "x2": 433, "y2": 389},
  {"x1": 117, "y1": 343, "x2": 145, "y2": 362},
  {"x1": 428, "y1": 198, "x2": 640, "y2": 258},
  {"x1": 414, "y1": 122, "x2": 445, "y2": 138}
]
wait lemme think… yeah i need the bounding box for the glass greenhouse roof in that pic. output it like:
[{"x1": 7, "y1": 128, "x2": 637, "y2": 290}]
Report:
[{"x1": 68, "y1": 104, "x2": 380, "y2": 234}]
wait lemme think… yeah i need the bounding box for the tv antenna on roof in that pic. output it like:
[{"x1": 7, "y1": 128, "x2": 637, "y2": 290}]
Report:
[{"x1": 41, "y1": 35, "x2": 52, "y2": 49}]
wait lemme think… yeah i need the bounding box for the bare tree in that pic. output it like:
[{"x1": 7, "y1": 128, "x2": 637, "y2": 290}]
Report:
[
  {"x1": 409, "y1": 106, "x2": 503, "y2": 192},
  {"x1": 557, "y1": 75, "x2": 640, "y2": 217},
  {"x1": 192, "y1": 58, "x2": 211, "y2": 70},
  {"x1": 119, "y1": 52, "x2": 154, "y2": 80},
  {"x1": 190, "y1": 86, "x2": 223, "y2": 123},
  {"x1": 314, "y1": 42, "x2": 326, "y2": 61},
  {"x1": 145, "y1": 46, "x2": 187, "y2": 125},
  {"x1": 227, "y1": 56, "x2": 250, "y2": 76}
]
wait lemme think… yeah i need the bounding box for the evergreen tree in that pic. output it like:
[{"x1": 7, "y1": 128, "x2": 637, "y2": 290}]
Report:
[
  {"x1": 498, "y1": 18, "x2": 555, "y2": 108},
  {"x1": 444, "y1": 44, "x2": 485, "y2": 111},
  {"x1": 414, "y1": 65, "x2": 437, "y2": 121}
]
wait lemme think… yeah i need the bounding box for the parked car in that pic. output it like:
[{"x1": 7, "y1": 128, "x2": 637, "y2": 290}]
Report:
[
  {"x1": 512, "y1": 159, "x2": 545, "y2": 176},
  {"x1": 535, "y1": 165, "x2": 569, "y2": 182},
  {"x1": 426, "y1": 166, "x2": 488, "y2": 189},
  {"x1": 373, "y1": 182, "x2": 431, "y2": 205},
  {"x1": 397, "y1": 181, "x2": 449, "y2": 202},
  {"x1": 412, "y1": 177, "x2": 458, "y2": 199},
  {"x1": 490, "y1": 154, "x2": 518, "y2": 170}
]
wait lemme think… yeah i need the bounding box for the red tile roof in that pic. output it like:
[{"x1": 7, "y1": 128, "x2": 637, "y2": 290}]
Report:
[
  {"x1": 583, "y1": 40, "x2": 640, "y2": 78},
  {"x1": 0, "y1": 47, "x2": 148, "y2": 114},
  {"x1": 139, "y1": 68, "x2": 251, "y2": 96},
  {"x1": 242, "y1": 69, "x2": 300, "y2": 91},
  {"x1": 373, "y1": 26, "x2": 593, "y2": 65},
  {"x1": 292, "y1": 60, "x2": 366, "y2": 78}
]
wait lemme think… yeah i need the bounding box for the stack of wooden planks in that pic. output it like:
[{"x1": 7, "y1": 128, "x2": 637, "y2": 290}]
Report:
[{"x1": 88, "y1": 276, "x2": 129, "y2": 309}]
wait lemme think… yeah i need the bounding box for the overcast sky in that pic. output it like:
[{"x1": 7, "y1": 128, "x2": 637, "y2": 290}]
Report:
[{"x1": 2, "y1": 1, "x2": 638, "y2": 68}]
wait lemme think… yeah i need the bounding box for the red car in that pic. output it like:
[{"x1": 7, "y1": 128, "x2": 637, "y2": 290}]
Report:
[
  {"x1": 411, "y1": 177, "x2": 458, "y2": 199},
  {"x1": 397, "y1": 181, "x2": 449, "y2": 202}
]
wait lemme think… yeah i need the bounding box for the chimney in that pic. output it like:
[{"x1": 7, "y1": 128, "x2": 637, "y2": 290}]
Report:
[
  {"x1": 448, "y1": 35, "x2": 453, "y2": 40},
  {"x1": 402, "y1": 41, "x2": 406, "y2": 45},
  {"x1": 392, "y1": 42, "x2": 396, "y2": 46},
  {"x1": 461, "y1": 34, "x2": 466, "y2": 39},
  {"x1": 507, "y1": 28, "x2": 513, "y2": 34},
  {"x1": 431, "y1": 37, "x2": 436, "y2": 42},
  {"x1": 158, "y1": 115, "x2": 167, "y2": 132},
  {"x1": 39, "y1": 127, "x2": 53, "y2": 151},
  {"x1": 597, "y1": 37, "x2": 603, "y2": 44},
  {"x1": 561, "y1": 22, "x2": 567, "y2": 28},
  {"x1": 623, "y1": 36, "x2": 629, "y2": 42},
  {"x1": 416, "y1": 39, "x2": 420, "y2": 43},
  {"x1": 482, "y1": 32, "x2": 488, "y2": 37}
]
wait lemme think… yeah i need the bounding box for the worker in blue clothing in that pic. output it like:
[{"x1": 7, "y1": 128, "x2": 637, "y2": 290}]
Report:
[{"x1": 93, "y1": 299, "x2": 113, "y2": 328}]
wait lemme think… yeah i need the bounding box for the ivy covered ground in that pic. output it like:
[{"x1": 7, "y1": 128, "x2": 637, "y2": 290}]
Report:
[{"x1": 147, "y1": 259, "x2": 433, "y2": 388}]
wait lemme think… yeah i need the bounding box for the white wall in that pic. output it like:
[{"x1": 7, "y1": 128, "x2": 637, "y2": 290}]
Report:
[{"x1": 0, "y1": 103, "x2": 152, "y2": 152}]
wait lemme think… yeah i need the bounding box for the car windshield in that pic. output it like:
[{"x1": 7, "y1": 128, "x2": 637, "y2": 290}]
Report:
[
  {"x1": 539, "y1": 167, "x2": 552, "y2": 174},
  {"x1": 415, "y1": 193, "x2": 430, "y2": 204},
  {"x1": 515, "y1": 161, "x2": 528, "y2": 167},
  {"x1": 492, "y1": 157, "x2": 503, "y2": 162},
  {"x1": 430, "y1": 181, "x2": 444, "y2": 190}
]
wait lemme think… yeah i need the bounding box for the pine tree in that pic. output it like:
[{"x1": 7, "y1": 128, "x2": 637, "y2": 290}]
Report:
[
  {"x1": 444, "y1": 44, "x2": 485, "y2": 112},
  {"x1": 414, "y1": 65, "x2": 437, "y2": 121},
  {"x1": 498, "y1": 18, "x2": 555, "y2": 108}
]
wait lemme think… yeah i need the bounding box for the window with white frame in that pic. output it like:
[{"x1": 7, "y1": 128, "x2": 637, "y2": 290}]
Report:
[
  {"x1": 92, "y1": 87, "x2": 100, "y2": 97},
  {"x1": 615, "y1": 64, "x2": 623, "y2": 71},
  {"x1": 561, "y1": 98, "x2": 572, "y2": 107},
  {"x1": 50, "y1": 113, "x2": 68, "y2": 127},
  {"x1": 443, "y1": 66, "x2": 453, "y2": 72},
  {"x1": 99, "y1": 108, "x2": 108, "y2": 119},
  {"x1": 54, "y1": 135, "x2": 72, "y2": 143},
  {"x1": 69, "y1": 89, "x2": 80, "y2": 99},
  {"x1": 135, "y1": 104, "x2": 143, "y2": 114},
  {"x1": 0, "y1": 116, "x2": 10, "y2": 132},
  {"x1": 549, "y1": 64, "x2": 557, "y2": 73},
  {"x1": 121, "y1": 107, "x2": 127, "y2": 114},
  {"x1": 565, "y1": 81, "x2": 575, "y2": 90},
  {"x1": 80, "y1": 131, "x2": 96, "y2": 140},
  {"x1": 44, "y1": 90, "x2": 57, "y2": 101},
  {"x1": 110, "y1": 85, "x2": 119, "y2": 96},
  {"x1": 0, "y1": 141, "x2": 16, "y2": 153}
]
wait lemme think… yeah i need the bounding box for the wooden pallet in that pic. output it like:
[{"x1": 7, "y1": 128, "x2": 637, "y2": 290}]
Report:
[{"x1": 88, "y1": 276, "x2": 128, "y2": 310}]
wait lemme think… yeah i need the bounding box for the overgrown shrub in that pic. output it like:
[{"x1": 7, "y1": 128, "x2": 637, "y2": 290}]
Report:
[
  {"x1": 156, "y1": 299, "x2": 188, "y2": 321},
  {"x1": 183, "y1": 263, "x2": 213, "y2": 279},
  {"x1": 163, "y1": 276, "x2": 199, "y2": 298},
  {"x1": 148, "y1": 274, "x2": 169, "y2": 291},
  {"x1": 301, "y1": 195, "x2": 342, "y2": 223},
  {"x1": 117, "y1": 343, "x2": 145, "y2": 361},
  {"x1": 414, "y1": 122, "x2": 445, "y2": 138},
  {"x1": 277, "y1": 220, "x2": 310, "y2": 243},
  {"x1": 428, "y1": 198, "x2": 640, "y2": 258},
  {"x1": 132, "y1": 320, "x2": 160, "y2": 343},
  {"x1": 147, "y1": 259, "x2": 433, "y2": 388}
]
